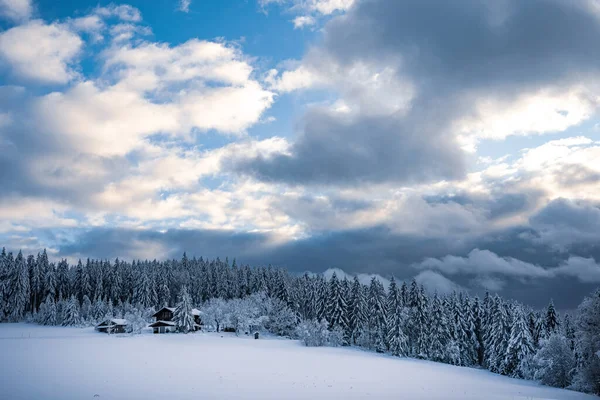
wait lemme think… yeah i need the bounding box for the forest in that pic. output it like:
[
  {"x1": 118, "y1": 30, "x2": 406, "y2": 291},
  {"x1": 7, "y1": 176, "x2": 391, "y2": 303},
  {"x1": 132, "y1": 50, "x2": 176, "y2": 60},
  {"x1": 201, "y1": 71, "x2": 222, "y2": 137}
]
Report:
[{"x1": 0, "y1": 248, "x2": 599, "y2": 395}]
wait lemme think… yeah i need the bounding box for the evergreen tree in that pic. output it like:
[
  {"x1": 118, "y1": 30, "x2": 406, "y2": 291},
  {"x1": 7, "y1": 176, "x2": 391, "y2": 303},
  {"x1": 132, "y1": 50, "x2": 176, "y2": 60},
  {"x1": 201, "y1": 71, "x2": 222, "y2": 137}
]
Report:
[
  {"x1": 174, "y1": 286, "x2": 195, "y2": 333},
  {"x1": 40, "y1": 294, "x2": 57, "y2": 326},
  {"x1": 365, "y1": 277, "x2": 387, "y2": 352},
  {"x1": 485, "y1": 296, "x2": 510, "y2": 373},
  {"x1": 545, "y1": 299, "x2": 559, "y2": 337},
  {"x1": 386, "y1": 277, "x2": 408, "y2": 356},
  {"x1": 62, "y1": 295, "x2": 80, "y2": 326},
  {"x1": 504, "y1": 305, "x2": 534, "y2": 378},
  {"x1": 347, "y1": 276, "x2": 367, "y2": 345},
  {"x1": 8, "y1": 250, "x2": 30, "y2": 321},
  {"x1": 428, "y1": 293, "x2": 450, "y2": 362},
  {"x1": 324, "y1": 272, "x2": 349, "y2": 335}
]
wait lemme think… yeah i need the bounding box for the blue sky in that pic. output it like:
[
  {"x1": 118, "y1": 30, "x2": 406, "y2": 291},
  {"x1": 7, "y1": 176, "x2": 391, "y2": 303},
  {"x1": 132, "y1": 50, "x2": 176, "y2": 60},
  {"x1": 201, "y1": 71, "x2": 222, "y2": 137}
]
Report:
[{"x1": 1, "y1": 0, "x2": 600, "y2": 308}]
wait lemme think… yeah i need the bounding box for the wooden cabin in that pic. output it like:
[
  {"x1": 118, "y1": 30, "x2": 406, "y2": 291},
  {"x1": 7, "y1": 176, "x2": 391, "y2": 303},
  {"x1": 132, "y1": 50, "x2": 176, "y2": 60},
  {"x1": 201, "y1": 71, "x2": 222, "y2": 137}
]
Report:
[
  {"x1": 149, "y1": 306, "x2": 202, "y2": 333},
  {"x1": 96, "y1": 318, "x2": 128, "y2": 334}
]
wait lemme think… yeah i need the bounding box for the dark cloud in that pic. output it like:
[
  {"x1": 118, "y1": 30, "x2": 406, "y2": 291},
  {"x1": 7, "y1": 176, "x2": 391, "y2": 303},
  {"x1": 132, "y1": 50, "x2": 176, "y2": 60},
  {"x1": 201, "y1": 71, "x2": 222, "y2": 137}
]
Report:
[
  {"x1": 36, "y1": 205, "x2": 598, "y2": 309},
  {"x1": 238, "y1": 0, "x2": 600, "y2": 186},
  {"x1": 234, "y1": 106, "x2": 466, "y2": 186}
]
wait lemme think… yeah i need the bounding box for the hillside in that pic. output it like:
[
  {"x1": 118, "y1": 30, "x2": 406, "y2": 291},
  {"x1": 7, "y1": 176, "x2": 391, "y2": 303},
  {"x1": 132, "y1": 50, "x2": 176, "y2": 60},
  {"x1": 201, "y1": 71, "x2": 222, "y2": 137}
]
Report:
[{"x1": 0, "y1": 324, "x2": 595, "y2": 400}]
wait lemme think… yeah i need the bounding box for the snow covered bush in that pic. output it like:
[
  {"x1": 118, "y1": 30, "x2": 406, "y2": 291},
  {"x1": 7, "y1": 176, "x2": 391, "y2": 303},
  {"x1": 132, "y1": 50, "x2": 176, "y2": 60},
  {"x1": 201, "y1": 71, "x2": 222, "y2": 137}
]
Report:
[
  {"x1": 295, "y1": 319, "x2": 341, "y2": 347},
  {"x1": 533, "y1": 334, "x2": 575, "y2": 388}
]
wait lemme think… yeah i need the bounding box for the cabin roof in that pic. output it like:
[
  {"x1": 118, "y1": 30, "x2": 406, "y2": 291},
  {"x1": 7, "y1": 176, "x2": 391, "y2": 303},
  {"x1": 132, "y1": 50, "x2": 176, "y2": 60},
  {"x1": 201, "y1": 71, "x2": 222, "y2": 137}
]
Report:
[
  {"x1": 96, "y1": 318, "x2": 128, "y2": 327},
  {"x1": 152, "y1": 306, "x2": 202, "y2": 317},
  {"x1": 149, "y1": 320, "x2": 176, "y2": 327},
  {"x1": 152, "y1": 307, "x2": 176, "y2": 317}
]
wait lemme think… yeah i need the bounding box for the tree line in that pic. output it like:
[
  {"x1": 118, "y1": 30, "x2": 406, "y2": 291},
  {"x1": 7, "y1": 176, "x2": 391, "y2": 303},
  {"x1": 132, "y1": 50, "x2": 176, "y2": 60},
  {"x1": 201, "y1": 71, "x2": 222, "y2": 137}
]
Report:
[{"x1": 0, "y1": 248, "x2": 599, "y2": 395}]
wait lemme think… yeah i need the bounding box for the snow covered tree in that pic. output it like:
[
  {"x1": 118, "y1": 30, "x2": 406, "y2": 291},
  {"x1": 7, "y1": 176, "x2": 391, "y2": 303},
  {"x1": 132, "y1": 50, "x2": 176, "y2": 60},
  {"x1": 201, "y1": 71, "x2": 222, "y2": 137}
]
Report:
[
  {"x1": 173, "y1": 286, "x2": 195, "y2": 333},
  {"x1": 62, "y1": 295, "x2": 80, "y2": 326},
  {"x1": 504, "y1": 305, "x2": 534, "y2": 378},
  {"x1": 8, "y1": 251, "x2": 30, "y2": 321},
  {"x1": 485, "y1": 296, "x2": 510, "y2": 373},
  {"x1": 363, "y1": 277, "x2": 387, "y2": 352},
  {"x1": 573, "y1": 289, "x2": 600, "y2": 395},
  {"x1": 324, "y1": 272, "x2": 349, "y2": 335},
  {"x1": 386, "y1": 277, "x2": 408, "y2": 356},
  {"x1": 544, "y1": 299, "x2": 559, "y2": 338},
  {"x1": 533, "y1": 334, "x2": 575, "y2": 388},
  {"x1": 428, "y1": 293, "x2": 450, "y2": 362},
  {"x1": 296, "y1": 319, "x2": 333, "y2": 347},
  {"x1": 347, "y1": 276, "x2": 367, "y2": 345},
  {"x1": 202, "y1": 297, "x2": 227, "y2": 332},
  {"x1": 39, "y1": 294, "x2": 57, "y2": 326}
]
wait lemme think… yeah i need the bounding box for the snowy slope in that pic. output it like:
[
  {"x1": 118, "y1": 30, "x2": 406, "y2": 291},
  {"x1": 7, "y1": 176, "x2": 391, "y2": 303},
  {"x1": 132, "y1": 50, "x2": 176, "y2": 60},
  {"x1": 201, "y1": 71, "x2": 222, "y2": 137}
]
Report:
[{"x1": 0, "y1": 323, "x2": 595, "y2": 400}]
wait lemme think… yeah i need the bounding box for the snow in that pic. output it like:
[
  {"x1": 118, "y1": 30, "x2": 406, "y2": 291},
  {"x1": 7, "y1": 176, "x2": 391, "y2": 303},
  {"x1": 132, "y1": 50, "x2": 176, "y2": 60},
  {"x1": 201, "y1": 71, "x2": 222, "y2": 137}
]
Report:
[{"x1": 0, "y1": 323, "x2": 595, "y2": 400}]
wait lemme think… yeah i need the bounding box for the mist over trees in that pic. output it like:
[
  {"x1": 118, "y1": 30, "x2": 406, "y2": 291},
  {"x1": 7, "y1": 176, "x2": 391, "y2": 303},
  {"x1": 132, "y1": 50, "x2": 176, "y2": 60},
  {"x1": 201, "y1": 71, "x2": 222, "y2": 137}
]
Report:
[{"x1": 0, "y1": 247, "x2": 599, "y2": 395}]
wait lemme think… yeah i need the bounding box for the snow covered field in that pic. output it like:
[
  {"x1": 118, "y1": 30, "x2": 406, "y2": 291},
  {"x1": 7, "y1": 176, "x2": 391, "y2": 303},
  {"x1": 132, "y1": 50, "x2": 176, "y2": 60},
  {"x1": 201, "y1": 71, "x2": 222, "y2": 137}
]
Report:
[{"x1": 0, "y1": 324, "x2": 595, "y2": 400}]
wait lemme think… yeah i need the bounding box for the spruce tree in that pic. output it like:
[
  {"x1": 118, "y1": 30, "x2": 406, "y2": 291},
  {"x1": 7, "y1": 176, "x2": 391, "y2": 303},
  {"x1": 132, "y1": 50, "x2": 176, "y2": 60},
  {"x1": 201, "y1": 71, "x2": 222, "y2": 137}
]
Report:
[
  {"x1": 545, "y1": 299, "x2": 559, "y2": 337},
  {"x1": 174, "y1": 286, "x2": 195, "y2": 333},
  {"x1": 62, "y1": 295, "x2": 80, "y2": 326},
  {"x1": 9, "y1": 250, "x2": 30, "y2": 321},
  {"x1": 347, "y1": 276, "x2": 367, "y2": 345},
  {"x1": 324, "y1": 272, "x2": 349, "y2": 334},
  {"x1": 428, "y1": 293, "x2": 450, "y2": 362},
  {"x1": 504, "y1": 305, "x2": 534, "y2": 378}
]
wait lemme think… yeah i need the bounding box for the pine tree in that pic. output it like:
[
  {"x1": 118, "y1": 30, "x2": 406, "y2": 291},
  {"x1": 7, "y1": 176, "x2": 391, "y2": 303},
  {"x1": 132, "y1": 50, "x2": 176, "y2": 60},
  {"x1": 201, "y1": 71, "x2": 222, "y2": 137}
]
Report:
[
  {"x1": 545, "y1": 299, "x2": 559, "y2": 337},
  {"x1": 62, "y1": 295, "x2": 80, "y2": 326},
  {"x1": 9, "y1": 250, "x2": 30, "y2": 321},
  {"x1": 40, "y1": 294, "x2": 57, "y2": 326},
  {"x1": 174, "y1": 286, "x2": 195, "y2": 333},
  {"x1": 428, "y1": 293, "x2": 450, "y2": 362},
  {"x1": 485, "y1": 296, "x2": 510, "y2": 373},
  {"x1": 347, "y1": 276, "x2": 367, "y2": 345},
  {"x1": 366, "y1": 277, "x2": 387, "y2": 352},
  {"x1": 324, "y1": 272, "x2": 349, "y2": 335},
  {"x1": 386, "y1": 277, "x2": 408, "y2": 356},
  {"x1": 504, "y1": 305, "x2": 534, "y2": 378}
]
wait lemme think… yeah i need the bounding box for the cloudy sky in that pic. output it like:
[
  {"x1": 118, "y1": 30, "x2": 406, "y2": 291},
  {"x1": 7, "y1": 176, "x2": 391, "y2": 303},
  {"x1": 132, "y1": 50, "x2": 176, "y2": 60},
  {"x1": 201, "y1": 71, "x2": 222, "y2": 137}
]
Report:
[{"x1": 1, "y1": 0, "x2": 600, "y2": 308}]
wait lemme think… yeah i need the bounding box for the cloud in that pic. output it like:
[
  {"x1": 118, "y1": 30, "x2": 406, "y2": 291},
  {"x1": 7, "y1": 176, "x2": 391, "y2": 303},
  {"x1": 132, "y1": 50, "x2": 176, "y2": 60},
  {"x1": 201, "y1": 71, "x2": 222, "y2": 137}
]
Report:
[
  {"x1": 414, "y1": 270, "x2": 463, "y2": 295},
  {"x1": 0, "y1": 0, "x2": 32, "y2": 22},
  {"x1": 530, "y1": 198, "x2": 600, "y2": 248},
  {"x1": 323, "y1": 267, "x2": 390, "y2": 288},
  {"x1": 241, "y1": 0, "x2": 600, "y2": 186},
  {"x1": 178, "y1": 0, "x2": 191, "y2": 13},
  {"x1": 293, "y1": 16, "x2": 316, "y2": 29},
  {"x1": 415, "y1": 248, "x2": 600, "y2": 284},
  {"x1": 94, "y1": 4, "x2": 142, "y2": 22},
  {"x1": 0, "y1": 20, "x2": 83, "y2": 84}
]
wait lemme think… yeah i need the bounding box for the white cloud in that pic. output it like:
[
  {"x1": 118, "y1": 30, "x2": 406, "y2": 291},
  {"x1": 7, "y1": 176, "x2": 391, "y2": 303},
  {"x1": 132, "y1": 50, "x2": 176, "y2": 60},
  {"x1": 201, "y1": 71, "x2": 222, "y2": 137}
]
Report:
[
  {"x1": 293, "y1": 16, "x2": 316, "y2": 29},
  {"x1": 0, "y1": 20, "x2": 83, "y2": 84},
  {"x1": 323, "y1": 267, "x2": 391, "y2": 288},
  {"x1": 415, "y1": 249, "x2": 600, "y2": 285},
  {"x1": 456, "y1": 86, "x2": 600, "y2": 150},
  {"x1": 178, "y1": 0, "x2": 191, "y2": 13},
  {"x1": 414, "y1": 270, "x2": 463, "y2": 295},
  {"x1": 95, "y1": 4, "x2": 142, "y2": 22},
  {"x1": 0, "y1": 0, "x2": 32, "y2": 22}
]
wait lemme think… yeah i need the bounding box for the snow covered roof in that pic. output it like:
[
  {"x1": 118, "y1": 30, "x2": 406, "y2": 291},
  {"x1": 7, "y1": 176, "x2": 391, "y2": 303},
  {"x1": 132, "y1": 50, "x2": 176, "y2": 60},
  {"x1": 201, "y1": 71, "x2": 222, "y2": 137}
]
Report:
[
  {"x1": 96, "y1": 318, "x2": 128, "y2": 327},
  {"x1": 152, "y1": 307, "x2": 176, "y2": 317},
  {"x1": 149, "y1": 320, "x2": 176, "y2": 327}
]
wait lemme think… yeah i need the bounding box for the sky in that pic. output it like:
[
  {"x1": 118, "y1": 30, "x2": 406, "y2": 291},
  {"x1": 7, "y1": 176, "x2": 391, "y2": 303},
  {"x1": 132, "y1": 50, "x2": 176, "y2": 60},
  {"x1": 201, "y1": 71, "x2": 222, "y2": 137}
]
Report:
[{"x1": 1, "y1": 0, "x2": 600, "y2": 309}]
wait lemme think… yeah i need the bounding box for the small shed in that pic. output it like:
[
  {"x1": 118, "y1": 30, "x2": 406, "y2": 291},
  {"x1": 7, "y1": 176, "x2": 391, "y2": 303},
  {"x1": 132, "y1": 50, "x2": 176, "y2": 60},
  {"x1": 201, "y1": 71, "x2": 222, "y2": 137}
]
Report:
[{"x1": 96, "y1": 318, "x2": 128, "y2": 334}]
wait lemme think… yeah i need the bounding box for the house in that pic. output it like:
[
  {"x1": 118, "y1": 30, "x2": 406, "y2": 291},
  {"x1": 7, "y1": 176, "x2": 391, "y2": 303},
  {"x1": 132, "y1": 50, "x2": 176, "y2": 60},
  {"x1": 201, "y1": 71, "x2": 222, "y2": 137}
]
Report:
[
  {"x1": 96, "y1": 318, "x2": 128, "y2": 334},
  {"x1": 149, "y1": 306, "x2": 202, "y2": 333}
]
